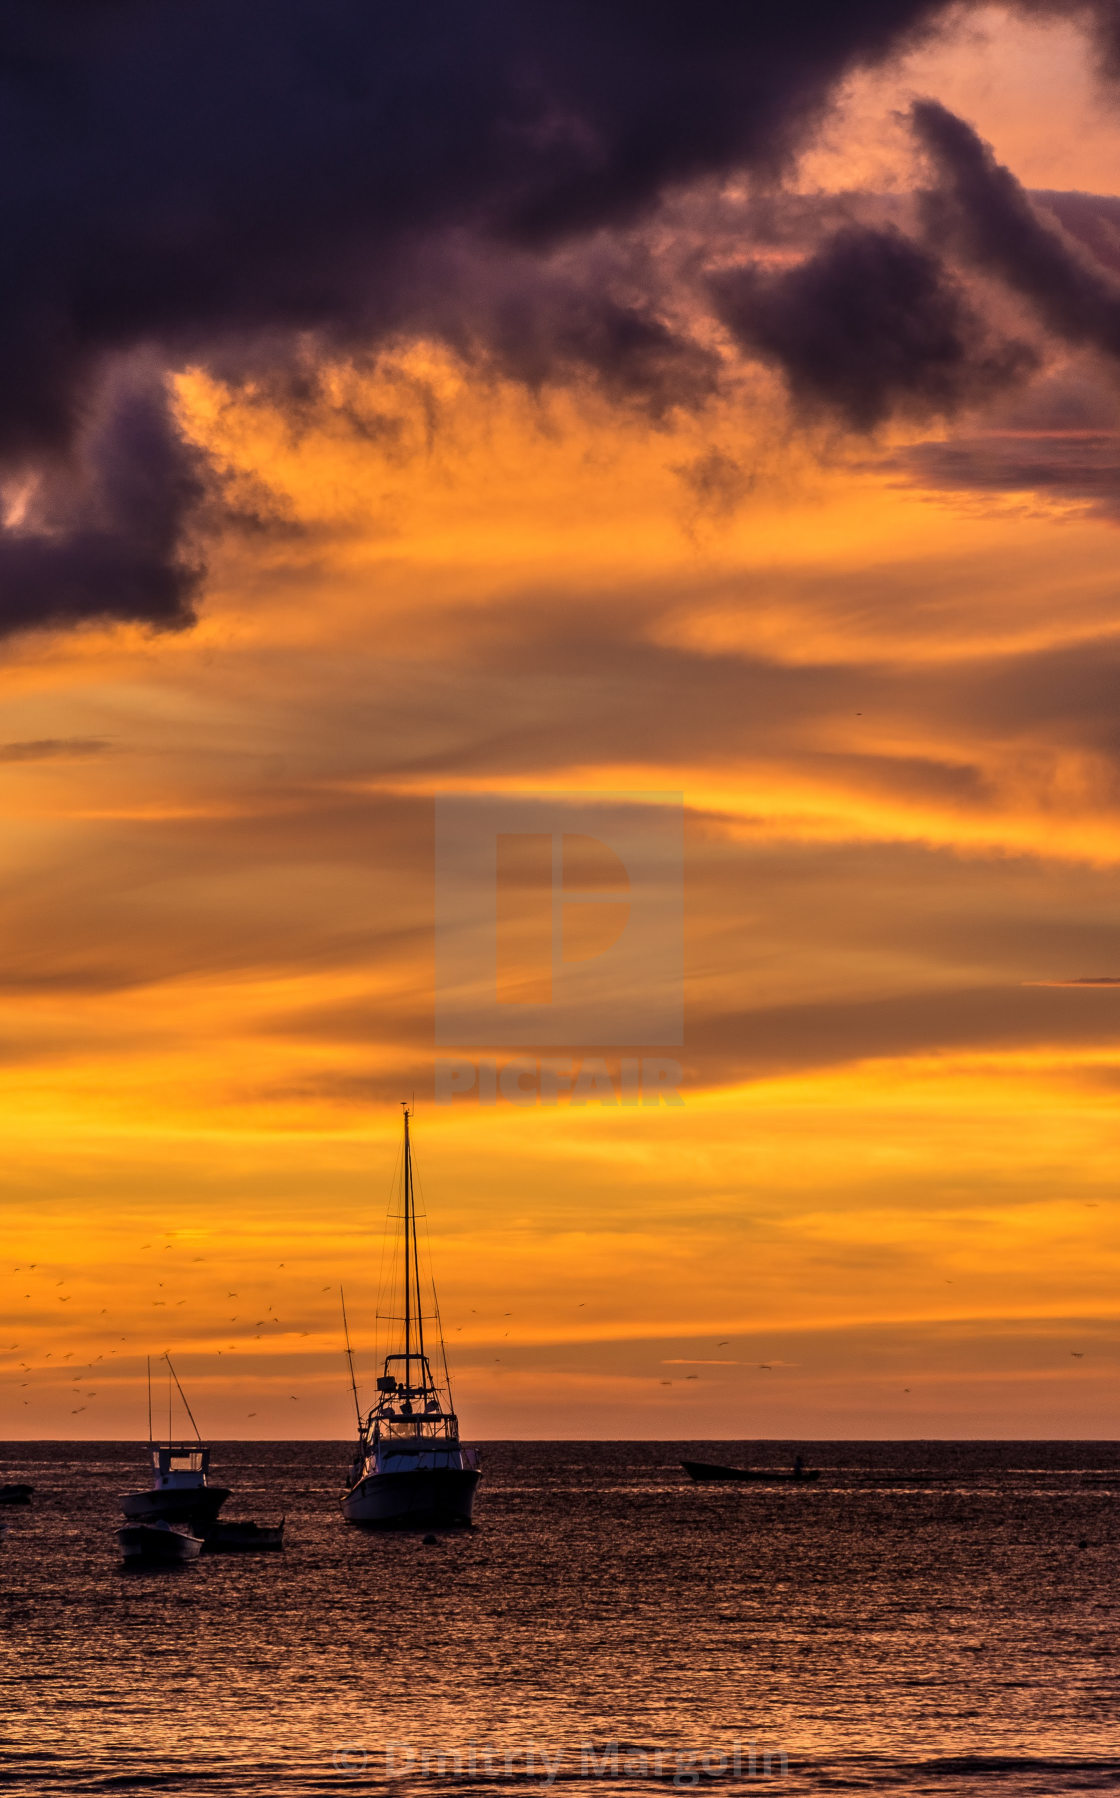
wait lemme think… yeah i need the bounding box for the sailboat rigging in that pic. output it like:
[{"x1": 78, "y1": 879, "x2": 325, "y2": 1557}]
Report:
[{"x1": 341, "y1": 1105, "x2": 480, "y2": 1528}]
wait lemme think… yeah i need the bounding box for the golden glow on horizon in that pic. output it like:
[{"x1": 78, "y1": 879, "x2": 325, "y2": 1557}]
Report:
[{"x1": 3, "y1": 7, "x2": 1120, "y2": 1440}]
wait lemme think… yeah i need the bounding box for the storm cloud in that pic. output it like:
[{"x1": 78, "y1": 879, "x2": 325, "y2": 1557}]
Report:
[
  {"x1": 0, "y1": 0, "x2": 1115, "y2": 636},
  {"x1": 713, "y1": 224, "x2": 1035, "y2": 430},
  {"x1": 914, "y1": 98, "x2": 1120, "y2": 360}
]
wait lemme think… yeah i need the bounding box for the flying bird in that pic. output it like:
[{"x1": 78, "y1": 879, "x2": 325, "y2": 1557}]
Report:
[{"x1": 1071, "y1": 1352, "x2": 1085, "y2": 1358}]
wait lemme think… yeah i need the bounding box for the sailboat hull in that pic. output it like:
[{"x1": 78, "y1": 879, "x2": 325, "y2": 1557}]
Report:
[{"x1": 342, "y1": 1466, "x2": 479, "y2": 1528}]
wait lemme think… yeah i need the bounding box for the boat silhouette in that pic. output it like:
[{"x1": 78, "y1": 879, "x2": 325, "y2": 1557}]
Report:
[
  {"x1": 682, "y1": 1458, "x2": 821, "y2": 1484},
  {"x1": 118, "y1": 1520, "x2": 204, "y2": 1564},
  {"x1": 120, "y1": 1355, "x2": 230, "y2": 1528},
  {"x1": 341, "y1": 1105, "x2": 480, "y2": 1529}
]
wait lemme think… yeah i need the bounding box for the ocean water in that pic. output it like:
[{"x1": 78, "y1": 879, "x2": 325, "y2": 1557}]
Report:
[{"x1": 0, "y1": 1441, "x2": 1118, "y2": 1796}]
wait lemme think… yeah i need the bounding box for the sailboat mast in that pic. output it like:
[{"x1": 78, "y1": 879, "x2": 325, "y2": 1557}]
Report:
[
  {"x1": 410, "y1": 1120, "x2": 427, "y2": 1379},
  {"x1": 146, "y1": 1355, "x2": 152, "y2": 1445},
  {"x1": 402, "y1": 1103, "x2": 412, "y2": 1392}
]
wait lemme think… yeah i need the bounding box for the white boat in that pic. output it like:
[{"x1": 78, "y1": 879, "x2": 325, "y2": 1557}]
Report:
[
  {"x1": 342, "y1": 1106, "x2": 481, "y2": 1529},
  {"x1": 118, "y1": 1520, "x2": 204, "y2": 1564},
  {"x1": 120, "y1": 1355, "x2": 231, "y2": 1527}
]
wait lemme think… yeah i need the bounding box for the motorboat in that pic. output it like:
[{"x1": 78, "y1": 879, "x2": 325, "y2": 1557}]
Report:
[
  {"x1": 118, "y1": 1520, "x2": 204, "y2": 1564},
  {"x1": 120, "y1": 1355, "x2": 231, "y2": 1527},
  {"x1": 341, "y1": 1105, "x2": 480, "y2": 1528}
]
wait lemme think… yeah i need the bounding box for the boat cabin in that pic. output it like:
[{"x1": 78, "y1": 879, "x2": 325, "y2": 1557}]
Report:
[{"x1": 149, "y1": 1444, "x2": 211, "y2": 1489}]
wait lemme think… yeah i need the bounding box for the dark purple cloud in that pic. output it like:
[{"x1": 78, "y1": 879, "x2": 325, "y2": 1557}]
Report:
[
  {"x1": 0, "y1": 365, "x2": 206, "y2": 638},
  {"x1": 892, "y1": 429, "x2": 1120, "y2": 516},
  {"x1": 913, "y1": 98, "x2": 1120, "y2": 359},
  {"x1": 0, "y1": 1, "x2": 1113, "y2": 637},
  {"x1": 713, "y1": 224, "x2": 1034, "y2": 429}
]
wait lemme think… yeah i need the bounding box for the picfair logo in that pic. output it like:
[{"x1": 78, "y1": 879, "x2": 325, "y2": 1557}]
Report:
[{"x1": 434, "y1": 793, "x2": 683, "y2": 1048}]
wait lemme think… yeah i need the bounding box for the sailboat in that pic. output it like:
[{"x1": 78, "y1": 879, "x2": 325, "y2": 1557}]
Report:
[
  {"x1": 119, "y1": 1354, "x2": 231, "y2": 1528},
  {"x1": 341, "y1": 1105, "x2": 481, "y2": 1528}
]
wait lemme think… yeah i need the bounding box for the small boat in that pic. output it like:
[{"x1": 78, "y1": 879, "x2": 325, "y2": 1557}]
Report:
[
  {"x1": 120, "y1": 1354, "x2": 231, "y2": 1527},
  {"x1": 0, "y1": 1483, "x2": 33, "y2": 1505},
  {"x1": 341, "y1": 1105, "x2": 481, "y2": 1529},
  {"x1": 682, "y1": 1458, "x2": 821, "y2": 1484},
  {"x1": 118, "y1": 1521, "x2": 204, "y2": 1564},
  {"x1": 202, "y1": 1519, "x2": 285, "y2": 1553}
]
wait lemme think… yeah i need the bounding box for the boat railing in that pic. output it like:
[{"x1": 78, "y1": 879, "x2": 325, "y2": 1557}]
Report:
[{"x1": 376, "y1": 1416, "x2": 459, "y2": 1443}]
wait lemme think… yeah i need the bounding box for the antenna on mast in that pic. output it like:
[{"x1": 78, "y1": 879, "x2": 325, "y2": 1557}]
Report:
[
  {"x1": 163, "y1": 1353, "x2": 203, "y2": 1444},
  {"x1": 341, "y1": 1286, "x2": 362, "y2": 1427}
]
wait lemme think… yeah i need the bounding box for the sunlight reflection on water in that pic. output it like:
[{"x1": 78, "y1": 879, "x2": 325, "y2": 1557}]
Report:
[{"x1": 1, "y1": 1440, "x2": 1118, "y2": 1796}]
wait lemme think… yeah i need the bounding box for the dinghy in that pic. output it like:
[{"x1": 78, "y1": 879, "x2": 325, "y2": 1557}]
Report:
[
  {"x1": 202, "y1": 1519, "x2": 285, "y2": 1552},
  {"x1": 118, "y1": 1521, "x2": 204, "y2": 1564},
  {"x1": 682, "y1": 1458, "x2": 821, "y2": 1484}
]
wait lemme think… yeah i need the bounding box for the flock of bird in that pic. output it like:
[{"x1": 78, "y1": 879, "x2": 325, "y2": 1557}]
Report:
[{"x1": 2, "y1": 1251, "x2": 1097, "y2": 1417}]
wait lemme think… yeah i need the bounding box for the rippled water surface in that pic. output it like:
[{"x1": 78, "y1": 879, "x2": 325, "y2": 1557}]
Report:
[{"x1": 1, "y1": 1441, "x2": 1118, "y2": 1796}]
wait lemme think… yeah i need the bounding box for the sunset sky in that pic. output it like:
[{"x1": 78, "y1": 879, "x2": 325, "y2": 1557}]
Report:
[{"x1": 4, "y1": 2, "x2": 1120, "y2": 1439}]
